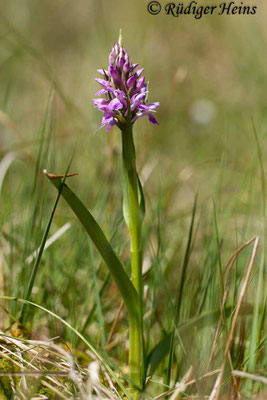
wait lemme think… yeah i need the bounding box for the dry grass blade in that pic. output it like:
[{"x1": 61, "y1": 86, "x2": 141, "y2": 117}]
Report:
[
  {"x1": 0, "y1": 333, "x2": 80, "y2": 398},
  {"x1": 0, "y1": 151, "x2": 18, "y2": 193},
  {"x1": 0, "y1": 110, "x2": 35, "y2": 164},
  {"x1": 0, "y1": 297, "x2": 131, "y2": 399},
  {"x1": 105, "y1": 300, "x2": 124, "y2": 349},
  {"x1": 224, "y1": 236, "x2": 259, "y2": 355},
  {"x1": 153, "y1": 369, "x2": 222, "y2": 400},
  {"x1": 208, "y1": 370, "x2": 224, "y2": 400},
  {"x1": 44, "y1": 170, "x2": 78, "y2": 179},
  {"x1": 209, "y1": 236, "x2": 257, "y2": 363},
  {"x1": 232, "y1": 370, "x2": 267, "y2": 385},
  {"x1": 0, "y1": 371, "x2": 70, "y2": 377},
  {"x1": 169, "y1": 367, "x2": 192, "y2": 400},
  {"x1": 210, "y1": 236, "x2": 259, "y2": 400}
]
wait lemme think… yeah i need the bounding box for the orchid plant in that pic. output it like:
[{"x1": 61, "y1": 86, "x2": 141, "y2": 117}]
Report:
[
  {"x1": 93, "y1": 39, "x2": 159, "y2": 394},
  {"x1": 44, "y1": 38, "x2": 159, "y2": 398}
]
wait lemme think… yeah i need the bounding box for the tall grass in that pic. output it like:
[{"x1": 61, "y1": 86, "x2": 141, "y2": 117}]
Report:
[{"x1": 0, "y1": 4, "x2": 266, "y2": 399}]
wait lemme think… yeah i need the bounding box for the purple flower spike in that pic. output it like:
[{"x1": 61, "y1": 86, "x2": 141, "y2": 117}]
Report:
[{"x1": 93, "y1": 42, "x2": 159, "y2": 131}]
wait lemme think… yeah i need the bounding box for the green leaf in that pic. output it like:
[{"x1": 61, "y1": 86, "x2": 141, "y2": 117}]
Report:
[
  {"x1": 44, "y1": 172, "x2": 139, "y2": 322},
  {"x1": 147, "y1": 333, "x2": 171, "y2": 376}
]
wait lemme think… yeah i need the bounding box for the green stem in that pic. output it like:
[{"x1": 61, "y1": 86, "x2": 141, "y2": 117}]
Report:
[{"x1": 121, "y1": 120, "x2": 144, "y2": 394}]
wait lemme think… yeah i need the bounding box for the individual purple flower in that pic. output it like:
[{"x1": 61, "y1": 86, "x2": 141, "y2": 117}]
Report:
[{"x1": 93, "y1": 42, "x2": 159, "y2": 131}]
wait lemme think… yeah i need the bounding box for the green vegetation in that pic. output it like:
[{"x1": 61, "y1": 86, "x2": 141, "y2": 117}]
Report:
[{"x1": 0, "y1": 1, "x2": 266, "y2": 398}]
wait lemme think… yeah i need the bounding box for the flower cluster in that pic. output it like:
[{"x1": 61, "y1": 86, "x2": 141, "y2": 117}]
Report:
[{"x1": 93, "y1": 42, "x2": 159, "y2": 131}]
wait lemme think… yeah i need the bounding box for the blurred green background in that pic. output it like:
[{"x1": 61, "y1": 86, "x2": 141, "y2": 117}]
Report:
[
  {"x1": 1, "y1": 1, "x2": 267, "y2": 252},
  {"x1": 1, "y1": 0, "x2": 267, "y2": 200},
  {"x1": 0, "y1": 1, "x2": 266, "y2": 396},
  {"x1": 1, "y1": 0, "x2": 267, "y2": 329}
]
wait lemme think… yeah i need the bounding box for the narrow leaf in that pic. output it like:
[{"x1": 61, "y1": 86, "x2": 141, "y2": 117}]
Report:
[{"x1": 44, "y1": 171, "x2": 139, "y2": 321}]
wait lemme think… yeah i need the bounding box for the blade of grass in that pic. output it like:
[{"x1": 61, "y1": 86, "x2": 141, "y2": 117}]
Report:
[
  {"x1": 26, "y1": 222, "x2": 71, "y2": 264},
  {"x1": 246, "y1": 119, "x2": 266, "y2": 394},
  {"x1": 0, "y1": 296, "x2": 132, "y2": 399},
  {"x1": 80, "y1": 270, "x2": 111, "y2": 336},
  {"x1": 31, "y1": 86, "x2": 54, "y2": 197},
  {"x1": 88, "y1": 240, "x2": 106, "y2": 347},
  {"x1": 20, "y1": 87, "x2": 54, "y2": 309},
  {"x1": 19, "y1": 162, "x2": 73, "y2": 324},
  {"x1": 2, "y1": 19, "x2": 86, "y2": 127},
  {"x1": 147, "y1": 301, "x2": 254, "y2": 377},
  {"x1": 212, "y1": 237, "x2": 259, "y2": 400},
  {"x1": 166, "y1": 195, "x2": 197, "y2": 387},
  {"x1": 0, "y1": 151, "x2": 18, "y2": 194}
]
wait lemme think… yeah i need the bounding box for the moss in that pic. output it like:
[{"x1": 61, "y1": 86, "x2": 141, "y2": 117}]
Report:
[
  {"x1": 10, "y1": 321, "x2": 31, "y2": 339},
  {"x1": 38, "y1": 386, "x2": 56, "y2": 398},
  {"x1": 0, "y1": 358, "x2": 19, "y2": 398}
]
